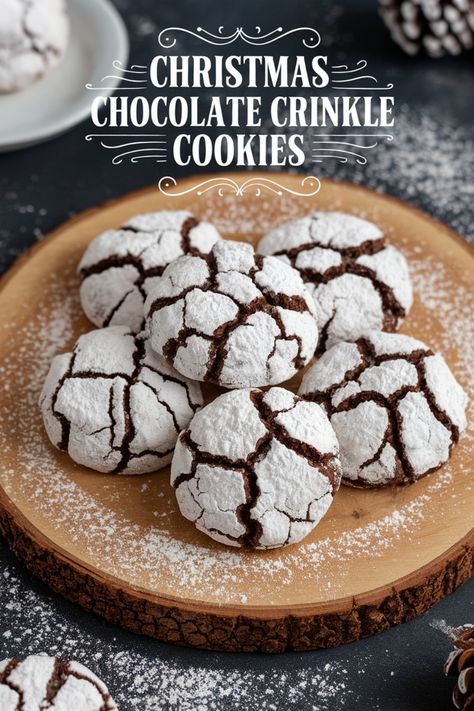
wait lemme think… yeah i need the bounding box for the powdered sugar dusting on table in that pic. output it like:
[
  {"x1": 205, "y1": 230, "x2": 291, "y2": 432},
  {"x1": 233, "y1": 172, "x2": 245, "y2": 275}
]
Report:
[
  {"x1": 0, "y1": 562, "x2": 353, "y2": 711},
  {"x1": 193, "y1": 110, "x2": 474, "y2": 244},
  {"x1": 0, "y1": 210, "x2": 472, "y2": 607}
]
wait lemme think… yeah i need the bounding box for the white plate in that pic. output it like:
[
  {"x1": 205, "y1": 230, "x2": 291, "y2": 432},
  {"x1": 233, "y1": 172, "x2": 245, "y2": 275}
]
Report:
[{"x1": 0, "y1": 0, "x2": 129, "y2": 152}]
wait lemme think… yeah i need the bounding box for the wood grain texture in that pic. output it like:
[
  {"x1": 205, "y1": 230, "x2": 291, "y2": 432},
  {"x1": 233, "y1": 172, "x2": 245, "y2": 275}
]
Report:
[
  {"x1": 0, "y1": 173, "x2": 473, "y2": 653},
  {"x1": 0, "y1": 504, "x2": 472, "y2": 653}
]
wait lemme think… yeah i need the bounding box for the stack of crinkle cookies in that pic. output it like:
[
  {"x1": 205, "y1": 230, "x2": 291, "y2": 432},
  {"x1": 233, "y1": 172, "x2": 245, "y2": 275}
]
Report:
[{"x1": 40, "y1": 210, "x2": 468, "y2": 551}]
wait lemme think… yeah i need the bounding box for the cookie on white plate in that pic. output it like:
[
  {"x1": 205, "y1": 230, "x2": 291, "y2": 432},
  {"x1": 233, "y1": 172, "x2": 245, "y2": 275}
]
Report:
[
  {"x1": 78, "y1": 211, "x2": 221, "y2": 333},
  {"x1": 40, "y1": 326, "x2": 202, "y2": 474},
  {"x1": 258, "y1": 212, "x2": 413, "y2": 350},
  {"x1": 145, "y1": 240, "x2": 319, "y2": 389},
  {"x1": 171, "y1": 387, "x2": 342, "y2": 549},
  {"x1": 0, "y1": 655, "x2": 117, "y2": 710},
  {"x1": 298, "y1": 331, "x2": 468, "y2": 488},
  {"x1": 0, "y1": 0, "x2": 69, "y2": 93}
]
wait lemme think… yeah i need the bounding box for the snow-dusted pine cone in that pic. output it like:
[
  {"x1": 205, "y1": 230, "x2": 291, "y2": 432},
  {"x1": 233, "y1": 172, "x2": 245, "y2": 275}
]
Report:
[
  {"x1": 444, "y1": 626, "x2": 474, "y2": 710},
  {"x1": 379, "y1": 0, "x2": 474, "y2": 56}
]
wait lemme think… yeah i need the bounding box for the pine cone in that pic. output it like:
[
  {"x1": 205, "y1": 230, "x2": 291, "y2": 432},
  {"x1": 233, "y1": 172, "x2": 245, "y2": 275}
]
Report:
[
  {"x1": 444, "y1": 626, "x2": 474, "y2": 710},
  {"x1": 379, "y1": 0, "x2": 474, "y2": 56}
]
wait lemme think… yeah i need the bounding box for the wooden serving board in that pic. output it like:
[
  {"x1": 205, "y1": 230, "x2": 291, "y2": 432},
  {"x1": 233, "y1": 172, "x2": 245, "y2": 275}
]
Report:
[{"x1": 0, "y1": 172, "x2": 473, "y2": 653}]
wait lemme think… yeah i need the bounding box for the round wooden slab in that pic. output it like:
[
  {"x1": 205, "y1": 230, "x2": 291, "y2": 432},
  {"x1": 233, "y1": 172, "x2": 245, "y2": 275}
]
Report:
[{"x1": 0, "y1": 172, "x2": 473, "y2": 653}]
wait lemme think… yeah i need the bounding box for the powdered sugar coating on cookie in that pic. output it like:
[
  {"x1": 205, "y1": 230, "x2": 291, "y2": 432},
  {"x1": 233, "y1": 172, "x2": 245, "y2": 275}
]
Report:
[
  {"x1": 258, "y1": 212, "x2": 413, "y2": 350},
  {"x1": 298, "y1": 331, "x2": 468, "y2": 487},
  {"x1": 0, "y1": 0, "x2": 69, "y2": 93},
  {"x1": 39, "y1": 326, "x2": 202, "y2": 474},
  {"x1": 171, "y1": 387, "x2": 342, "y2": 549},
  {"x1": 78, "y1": 211, "x2": 221, "y2": 333},
  {"x1": 0, "y1": 655, "x2": 117, "y2": 710},
  {"x1": 145, "y1": 240, "x2": 319, "y2": 389}
]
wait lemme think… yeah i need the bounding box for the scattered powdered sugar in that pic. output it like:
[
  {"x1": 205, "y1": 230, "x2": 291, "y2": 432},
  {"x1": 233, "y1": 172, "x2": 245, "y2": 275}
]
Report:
[
  {"x1": 301, "y1": 109, "x2": 474, "y2": 243},
  {"x1": 0, "y1": 561, "x2": 353, "y2": 710},
  {"x1": 430, "y1": 618, "x2": 474, "y2": 647},
  {"x1": 0, "y1": 154, "x2": 472, "y2": 711},
  {"x1": 0, "y1": 225, "x2": 472, "y2": 608},
  {"x1": 227, "y1": 109, "x2": 473, "y2": 244},
  {"x1": 410, "y1": 256, "x2": 474, "y2": 423},
  {"x1": 430, "y1": 618, "x2": 456, "y2": 636}
]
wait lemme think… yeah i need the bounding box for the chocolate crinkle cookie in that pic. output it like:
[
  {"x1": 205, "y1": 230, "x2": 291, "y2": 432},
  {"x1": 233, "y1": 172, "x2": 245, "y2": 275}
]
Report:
[
  {"x1": 78, "y1": 210, "x2": 221, "y2": 333},
  {"x1": 40, "y1": 325, "x2": 202, "y2": 474},
  {"x1": 145, "y1": 240, "x2": 319, "y2": 389},
  {"x1": 0, "y1": 0, "x2": 69, "y2": 93},
  {"x1": 298, "y1": 331, "x2": 468, "y2": 487},
  {"x1": 171, "y1": 387, "x2": 342, "y2": 549},
  {"x1": 258, "y1": 211, "x2": 413, "y2": 351},
  {"x1": 0, "y1": 655, "x2": 117, "y2": 710}
]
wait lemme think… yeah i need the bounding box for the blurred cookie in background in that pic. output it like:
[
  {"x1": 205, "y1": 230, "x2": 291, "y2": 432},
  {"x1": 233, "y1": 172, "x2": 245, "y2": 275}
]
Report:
[{"x1": 0, "y1": 0, "x2": 69, "y2": 93}]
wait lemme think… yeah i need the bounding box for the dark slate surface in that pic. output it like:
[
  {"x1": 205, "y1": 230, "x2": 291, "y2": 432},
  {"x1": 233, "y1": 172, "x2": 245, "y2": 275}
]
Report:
[{"x1": 0, "y1": 1, "x2": 472, "y2": 709}]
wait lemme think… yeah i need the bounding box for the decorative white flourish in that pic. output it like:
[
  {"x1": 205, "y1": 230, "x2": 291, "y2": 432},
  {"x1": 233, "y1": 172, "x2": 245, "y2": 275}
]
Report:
[
  {"x1": 313, "y1": 134, "x2": 394, "y2": 140},
  {"x1": 333, "y1": 84, "x2": 394, "y2": 91},
  {"x1": 331, "y1": 60, "x2": 369, "y2": 73},
  {"x1": 312, "y1": 149, "x2": 368, "y2": 165},
  {"x1": 112, "y1": 60, "x2": 147, "y2": 73},
  {"x1": 158, "y1": 25, "x2": 320, "y2": 48},
  {"x1": 86, "y1": 60, "x2": 148, "y2": 90},
  {"x1": 85, "y1": 134, "x2": 166, "y2": 164},
  {"x1": 158, "y1": 175, "x2": 321, "y2": 198},
  {"x1": 312, "y1": 154, "x2": 349, "y2": 164},
  {"x1": 313, "y1": 140, "x2": 379, "y2": 149},
  {"x1": 311, "y1": 133, "x2": 393, "y2": 165},
  {"x1": 85, "y1": 85, "x2": 144, "y2": 90},
  {"x1": 330, "y1": 59, "x2": 394, "y2": 90}
]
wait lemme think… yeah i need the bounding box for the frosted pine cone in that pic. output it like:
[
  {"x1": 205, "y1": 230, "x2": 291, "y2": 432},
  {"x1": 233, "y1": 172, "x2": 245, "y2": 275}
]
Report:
[
  {"x1": 444, "y1": 626, "x2": 474, "y2": 710},
  {"x1": 379, "y1": 0, "x2": 474, "y2": 56}
]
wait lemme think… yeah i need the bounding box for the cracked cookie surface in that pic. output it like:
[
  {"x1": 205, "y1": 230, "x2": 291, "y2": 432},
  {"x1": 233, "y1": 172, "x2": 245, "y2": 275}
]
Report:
[
  {"x1": 145, "y1": 240, "x2": 319, "y2": 389},
  {"x1": 171, "y1": 387, "x2": 342, "y2": 549},
  {"x1": 39, "y1": 325, "x2": 202, "y2": 474},
  {"x1": 0, "y1": 654, "x2": 117, "y2": 710},
  {"x1": 78, "y1": 210, "x2": 221, "y2": 333},
  {"x1": 0, "y1": 0, "x2": 69, "y2": 93},
  {"x1": 258, "y1": 212, "x2": 413, "y2": 351},
  {"x1": 298, "y1": 331, "x2": 468, "y2": 488}
]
